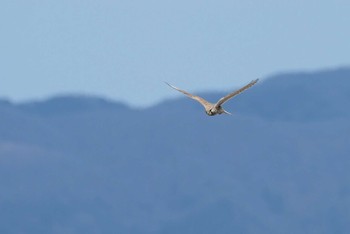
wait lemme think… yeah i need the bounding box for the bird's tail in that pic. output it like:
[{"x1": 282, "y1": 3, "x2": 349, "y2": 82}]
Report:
[{"x1": 223, "y1": 109, "x2": 232, "y2": 115}]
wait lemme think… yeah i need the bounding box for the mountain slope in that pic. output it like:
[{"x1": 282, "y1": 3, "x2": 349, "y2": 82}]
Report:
[
  {"x1": 0, "y1": 67, "x2": 349, "y2": 233},
  {"x1": 155, "y1": 67, "x2": 350, "y2": 122}
]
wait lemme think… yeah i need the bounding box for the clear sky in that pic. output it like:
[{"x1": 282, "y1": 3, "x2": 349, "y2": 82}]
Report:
[{"x1": 1, "y1": 0, "x2": 349, "y2": 107}]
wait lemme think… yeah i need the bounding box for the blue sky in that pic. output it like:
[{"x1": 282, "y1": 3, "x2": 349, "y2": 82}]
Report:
[{"x1": 1, "y1": 0, "x2": 349, "y2": 107}]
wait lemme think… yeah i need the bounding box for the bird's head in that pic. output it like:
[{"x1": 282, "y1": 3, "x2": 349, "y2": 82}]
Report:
[{"x1": 206, "y1": 109, "x2": 215, "y2": 116}]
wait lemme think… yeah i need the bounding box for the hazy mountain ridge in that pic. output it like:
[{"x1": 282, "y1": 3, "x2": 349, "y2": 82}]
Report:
[
  {"x1": 0, "y1": 67, "x2": 349, "y2": 233},
  {"x1": 18, "y1": 95, "x2": 130, "y2": 116},
  {"x1": 155, "y1": 67, "x2": 350, "y2": 122}
]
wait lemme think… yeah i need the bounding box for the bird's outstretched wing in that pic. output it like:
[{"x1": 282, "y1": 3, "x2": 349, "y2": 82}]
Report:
[
  {"x1": 214, "y1": 79, "x2": 259, "y2": 107},
  {"x1": 165, "y1": 82, "x2": 212, "y2": 109}
]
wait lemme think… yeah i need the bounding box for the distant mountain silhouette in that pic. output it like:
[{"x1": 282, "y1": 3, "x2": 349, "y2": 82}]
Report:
[
  {"x1": 19, "y1": 95, "x2": 129, "y2": 116},
  {"x1": 0, "y1": 67, "x2": 349, "y2": 233},
  {"x1": 156, "y1": 67, "x2": 350, "y2": 122}
]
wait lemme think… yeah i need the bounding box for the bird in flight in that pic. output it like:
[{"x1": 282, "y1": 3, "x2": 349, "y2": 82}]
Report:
[{"x1": 165, "y1": 79, "x2": 259, "y2": 116}]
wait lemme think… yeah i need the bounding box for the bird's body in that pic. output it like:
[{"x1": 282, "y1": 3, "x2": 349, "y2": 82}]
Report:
[{"x1": 165, "y1": 79, "x2": 259, "y2": 116}]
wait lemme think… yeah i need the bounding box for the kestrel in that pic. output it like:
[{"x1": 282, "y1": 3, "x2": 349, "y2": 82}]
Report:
[{"x1": 165, "y1": 79, "x2": 259, "y2": 116}]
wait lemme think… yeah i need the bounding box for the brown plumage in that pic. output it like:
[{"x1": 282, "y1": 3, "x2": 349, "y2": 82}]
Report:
[{"x1": 165, "y1": 79, "x2": 259, "y2": 116}]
